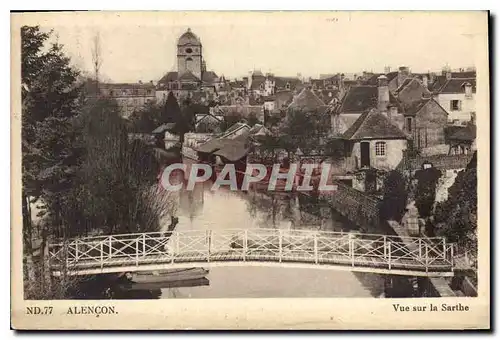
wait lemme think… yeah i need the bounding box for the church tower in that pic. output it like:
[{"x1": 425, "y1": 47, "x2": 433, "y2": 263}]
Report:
[{"x1": 177, "y1": 28, "x2": 203, "y2": 81}]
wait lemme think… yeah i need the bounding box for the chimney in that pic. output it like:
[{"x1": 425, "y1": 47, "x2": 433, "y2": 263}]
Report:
[
  {"x1": 384, "y1": 66, "x2": 391, "y2": 74},
  {"x1": 377, "y1": 75, "x2": 389, "y2": 113},
  {"x1": 422, "y1": 75, "x2": 428, "y2": 89},
  {"x1": 429, "y1": 72, "x2": 436, "y2": 84},
  {"x1": 397, "y1": 66, "x2": 410, "y2": 88}
]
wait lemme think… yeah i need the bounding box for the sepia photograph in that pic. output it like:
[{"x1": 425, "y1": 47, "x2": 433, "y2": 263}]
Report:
[{"x1": 10, "y1": 10, "x2": 490, "y2": 329}]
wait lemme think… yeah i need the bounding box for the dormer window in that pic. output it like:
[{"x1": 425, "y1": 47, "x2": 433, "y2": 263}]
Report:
[
  {"x1": 464, "y1": 82, "x2": 473, "y2": 98},
  {"x1": 285, "y1": 83, "x2": 291, "y2": 90}
]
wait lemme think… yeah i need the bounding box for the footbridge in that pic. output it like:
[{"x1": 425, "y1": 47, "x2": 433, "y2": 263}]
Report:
[{"x1": 48, "y1": 229, "x2": 466, "y2": 277}]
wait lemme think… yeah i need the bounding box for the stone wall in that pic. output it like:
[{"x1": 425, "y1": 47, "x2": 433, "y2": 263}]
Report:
[
  {"x1": 397, "y1": 153, "x2": 473, "y2": 173},
  {"x1": 323, "y1": 182, "x2": 381, "y2": 230}
]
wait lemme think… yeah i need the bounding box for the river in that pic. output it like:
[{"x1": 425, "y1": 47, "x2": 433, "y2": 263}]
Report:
[{"x1": 158, "y1": 177, "x2": 384, "y2": 299}]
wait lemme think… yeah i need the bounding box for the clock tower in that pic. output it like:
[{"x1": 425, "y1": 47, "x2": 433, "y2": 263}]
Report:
[{"x1": 177, "y1": 28, "x2": 203, "y2": 81}]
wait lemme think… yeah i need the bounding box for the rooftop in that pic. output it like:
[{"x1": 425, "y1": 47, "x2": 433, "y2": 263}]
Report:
[{"x1": 342, "y1": 109, "x2": 407, "y2": 140}]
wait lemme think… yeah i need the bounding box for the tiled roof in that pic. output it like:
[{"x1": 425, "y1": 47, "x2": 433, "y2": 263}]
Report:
[
  {"x1": 386, "y1": 71, "x2": 399, "y2": 82},
  {"x1": 100, "y1": 82, "x2": 155, "y2": 90},
  {"x1": 315, "y1": 89, "x2": 339, "y2": 104},
  {"x1": 273, "y1": 76, "x2": 302, "y2": 90},
  {"x1": 428, "y1": 75, "x2": 447, "y2": 93},
  {"x1": 445, "y1": 125, "x2": 476, "y2": 142},
  {"x1": 342, "y1": 109, "x2": 407, "y2": 140},
  {"x1": 221, "y1": 122, "x2": 251, "y2": 138},
  {"x1": 202, "y1": 71, "x2": 219, "y2": 83},
  {"x1": 152, "y1": 123, "x2": 176, "y2": 134},
  {"x1": 337, "y1": 86, "x2": 378, "y2": 113},
  {"x1": 338, "y1": 85, "x2": 403, "y2": 114},
  {"x1": 439, "y1": 78, "x2": 476, "y2": 94},
  {"x1": 248, "y1": 124, "x2": 270, "y2": 136},
  {"x1": 178, "y1": 71, "x2": 200, "y2": 83},
  {"x1": 250, "y1": 78, "x2": 266, "y2": 90},
  {"x1": 403, "y1": 98, "x2": 431, "y2": 115},
  {"x1": 288, "y1": 88, "x2": 325, "y2": 110},
  {"x1": 229, "y1": 80, "x2": 246, "y2": 88},
  {"x1": 395, "y1": 77, "x2": 414, "y2": 93},
  {"x1": 451, "y1": 71, "x2": 476, "y2": 78},
  {"x1": 364, "y1": 73, "x2": 383, "y2": 86},
  {"x1": 158, "y1": 72, "x2": 178, "y2": 84}
]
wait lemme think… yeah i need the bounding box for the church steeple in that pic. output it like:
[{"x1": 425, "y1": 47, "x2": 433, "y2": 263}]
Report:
[{"x1": 177, "y1": 28, "x2": 203, "y2": 81}]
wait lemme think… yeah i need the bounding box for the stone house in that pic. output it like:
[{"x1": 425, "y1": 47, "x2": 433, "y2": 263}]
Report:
[
  {"x1": 342, "y1": 109, "x2": 408, "y2": 172},
  {"x1": 332, "y1": 77, "x2": 404, "y2": 136},
  {"x1": 434, "y1": 77, "x2": 476, "y2": 123},
  {"x1": 402, "y1": 98, "x2": 449, "y2": 149}
]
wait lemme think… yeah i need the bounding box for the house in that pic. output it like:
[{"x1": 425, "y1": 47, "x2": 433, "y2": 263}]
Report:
[
  {"x1": 393, "y1": 77, "x2": 431, "y2": 106},
  {"x1": 402, "y1": 97, "x2": 449, "y2": 149},
  {"x1": 444, "y1": 123, "x2": 476, "y2": 155},
  {"x1": 194, "y1": 112, "x2": 224, "y2": 133},
  {"x1": 212, "y1": 104, "x2": 265, "y2": 124},
  {"x1": 332, "y1": 76, "x2": 404, "y2": 136},
  {"x1": 434, "y1": 77, "x2": 476, "y2": 123},
  {"x1": 97, "y1": 82, "x2": 156, "y2": 118},
  {"x1": 152, "y1": 123, "x2": 179, "y2": 149},
  {"x1": 388, "y1": 66, "x2": 411, "y2": 94},
  {"x1": 342, "y1": 109, "x2": 408, "y2": 172},
  {"x1": 287, "y1": 87, "x2": 328, "y2": 113}
]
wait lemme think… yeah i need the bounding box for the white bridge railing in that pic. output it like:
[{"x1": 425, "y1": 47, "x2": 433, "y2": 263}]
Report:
[{"x1": 48, "y1": 229, "x2": 456, "y2": 276}]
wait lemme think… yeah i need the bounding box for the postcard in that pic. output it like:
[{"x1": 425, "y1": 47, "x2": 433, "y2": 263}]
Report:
[{"x1": 11, "y1": 11, "x2": 490, "y2": 330}]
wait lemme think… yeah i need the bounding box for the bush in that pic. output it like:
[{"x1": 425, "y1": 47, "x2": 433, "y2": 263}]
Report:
[
  {"x1": 414, "y1": 167, "x2": 442, "y2": 219},
  {"x1": 379, "y1": 170, "x2": 408, "y2": 222}
]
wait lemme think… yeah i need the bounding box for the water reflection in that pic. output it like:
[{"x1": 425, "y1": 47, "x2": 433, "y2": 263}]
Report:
[{"x1": 156, "y1": 182, "x2": 384, "y2": 298}]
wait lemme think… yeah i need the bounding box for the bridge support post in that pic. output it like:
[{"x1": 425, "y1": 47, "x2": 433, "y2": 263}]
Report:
[
  {"x1": 425, "y1": 243, "x2": 429, "y2": 273},
  {"x1": 419, "y1": 239, "x2": 422, "y2": 260},
  {"x1": 142, "y1": 234, "x2": 146, "y2": 258},
  {"x1": 383, "y1": 236, "x2": 387, "y2": 259},
  {"x1": 314, "y1": 234, "x2": 318, "y2": 264},
  {"x1": 207, "y1": 230, "x2": 211, "y2": 262},
  {"x1": 100, "y1": 242, "x2": 104, "y2": 269},
  {"x1": 442, "y1": 239, "x2": 446, "y2": 260},
  {"x1": 388, "y1": 242, "x2": 391, "y2": 270},
  {"x1": 243, "y1": 230, "x2": 247, "y2": 261},
  {"x1": 135, "y1": 238, "x2": 139, "y2": 266},
  {"x1": 75, "y1": 240, "x2": 79, "y2": 261},
  {"x1": 451, "y1": 243, "x2": 454, "y2": 270},
  {"x1": 279, "y1": 230, "x2": 282, "y2": 263},
  {"x1": 108, "y1": 237, "x2": 112, "y2": 260},
  {"x1": 349, "y1": 235, "x2": 354, "y2": 267}
]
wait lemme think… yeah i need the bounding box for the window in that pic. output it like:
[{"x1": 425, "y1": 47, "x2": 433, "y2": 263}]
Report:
[
  {"x1": 285, "y1": 83, "x2": 291, "y2": 90},
  {"x1": 375, "y1": 142, "x2": 386, "y2": 156},
  {"x1": 185, "y1": 48, "x2": 193, "y2": 53},
  {"x1": 464, "y1": 84, "x2": 473, "y2": 98},
  {"x1": 406, "y1": 117, "x2": 413, "y2": 133},
  {"x1": 450, "y1": 100, "x2": 461, "y2": 111}
]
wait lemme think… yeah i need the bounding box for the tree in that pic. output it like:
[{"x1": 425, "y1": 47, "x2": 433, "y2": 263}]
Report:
[
  {"x1": 161, "y1": 91, "x2": 181, "y2": 124},
  {"x1": 21, "y1": 25, "x2": 84, "y2": 296},
  {"x1": 435, "y1": 152, "x2": 477, "y2": 250},
  {"x1": 129, "y1": 101, "x2": 163, "y2": 133},
  {"x1": 90, "y1": 31, "x2": 103, "y2": 94},
  {"x1": 246, "y1": 112, "x2": 260, "y2": 126},
  {"x1": 414, "y1": 167, "x2": 442, "y2": 234},
  {"x1": 379, "y1": 171, "x2": 408, "y2": 222}
]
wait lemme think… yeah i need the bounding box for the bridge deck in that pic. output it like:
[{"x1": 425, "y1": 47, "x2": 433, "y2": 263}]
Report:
[{"x1": 49, "y1": 229, "x2": 460, "y2": 277}]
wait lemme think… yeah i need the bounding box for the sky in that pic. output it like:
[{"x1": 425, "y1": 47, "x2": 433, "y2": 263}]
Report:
[{"x1": 15, "y1": 11, "x2": 487, "y2": 83}]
